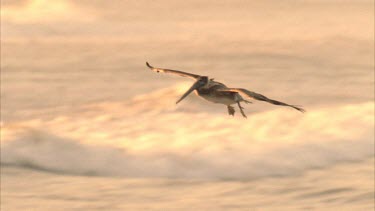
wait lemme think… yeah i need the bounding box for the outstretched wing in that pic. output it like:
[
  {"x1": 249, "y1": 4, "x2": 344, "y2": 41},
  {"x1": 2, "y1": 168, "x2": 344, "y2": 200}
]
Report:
[
  {"x1": 218, "y1": 88, "x2": 305, "y2": 113},
  {"x1": 146, "y1": 62, "x2": 201, "y2": 80}
]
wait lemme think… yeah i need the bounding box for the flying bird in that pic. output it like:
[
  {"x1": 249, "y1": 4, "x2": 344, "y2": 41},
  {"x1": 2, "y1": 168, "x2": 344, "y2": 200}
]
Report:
[{"x1": 146, "y1": 62, "x2": 304, "y2": 118}]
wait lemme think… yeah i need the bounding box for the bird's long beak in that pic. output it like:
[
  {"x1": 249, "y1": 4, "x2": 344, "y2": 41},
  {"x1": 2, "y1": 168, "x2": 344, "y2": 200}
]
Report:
[{"x1": 176, "y1": 80, "x2": 203, "y2": 104}]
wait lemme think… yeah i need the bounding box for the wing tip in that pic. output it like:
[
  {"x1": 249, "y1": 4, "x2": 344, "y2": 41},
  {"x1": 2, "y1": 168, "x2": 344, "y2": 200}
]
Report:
[
  {"x1": 146, "y1": 62, "x2": 153, "y2": 69},
  {"x1": 292, "y1": 105, "x2": 306, "y2": 113}
]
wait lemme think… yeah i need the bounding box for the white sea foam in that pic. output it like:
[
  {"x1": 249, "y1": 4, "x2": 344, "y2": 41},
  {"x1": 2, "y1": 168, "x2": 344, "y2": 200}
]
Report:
[{"x1": 1, "y1": 87, "x2": 373, "y2": 179}]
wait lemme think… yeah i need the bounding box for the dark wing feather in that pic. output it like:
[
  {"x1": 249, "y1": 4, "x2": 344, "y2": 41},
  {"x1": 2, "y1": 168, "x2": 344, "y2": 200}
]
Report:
[
  {"x1": 218, "y1": 88, "x2": 305, "y2": 113},
  {"x1": 146, "y1": 62, "x2": 201, "y2": 80}
]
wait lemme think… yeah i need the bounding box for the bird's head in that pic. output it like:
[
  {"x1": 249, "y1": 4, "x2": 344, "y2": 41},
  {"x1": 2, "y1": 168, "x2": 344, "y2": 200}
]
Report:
[{"x1": 176, "y1": 76, "x2": 209, "y2": 104}]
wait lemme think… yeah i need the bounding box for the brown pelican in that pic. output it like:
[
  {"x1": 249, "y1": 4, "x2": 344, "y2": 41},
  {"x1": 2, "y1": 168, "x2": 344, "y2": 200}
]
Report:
[{"x1": 146, "y1": 62, "x2": 304, "y2": 118}]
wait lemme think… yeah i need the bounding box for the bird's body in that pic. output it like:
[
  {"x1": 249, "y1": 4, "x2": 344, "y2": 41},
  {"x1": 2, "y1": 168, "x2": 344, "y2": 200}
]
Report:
[
  {"x1": 146, "y1": 62, "x2": 304, "y2": 118},
  {"x1": 195, "y1": 82, "x2": 236, "y2": 105}
]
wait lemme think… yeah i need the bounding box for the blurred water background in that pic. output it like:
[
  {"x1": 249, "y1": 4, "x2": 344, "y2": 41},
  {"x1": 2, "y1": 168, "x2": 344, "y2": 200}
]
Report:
[{"x1": 1, "y1": 0, "x2": 374, "y2": 210}]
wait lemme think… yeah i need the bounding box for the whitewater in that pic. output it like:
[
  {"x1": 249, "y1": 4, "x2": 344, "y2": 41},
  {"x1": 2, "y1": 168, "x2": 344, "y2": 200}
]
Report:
[
  {"x1": 1, "y1": 86, "x2": 374, "y2": 179},
  {"x1": 2, "y1": 82, "x2": 374, "y2": 210}
]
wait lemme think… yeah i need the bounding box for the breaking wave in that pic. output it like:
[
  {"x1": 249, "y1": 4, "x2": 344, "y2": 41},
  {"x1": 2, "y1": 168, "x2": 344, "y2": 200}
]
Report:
[{"x1": 1, "y1": 86, "x2": 374, "y2": 179}]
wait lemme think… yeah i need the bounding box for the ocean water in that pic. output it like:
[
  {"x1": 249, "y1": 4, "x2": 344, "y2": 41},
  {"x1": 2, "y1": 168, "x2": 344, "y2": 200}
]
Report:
[{"x1": 1, "y1": 0, "x2": 374, "y2": 210}]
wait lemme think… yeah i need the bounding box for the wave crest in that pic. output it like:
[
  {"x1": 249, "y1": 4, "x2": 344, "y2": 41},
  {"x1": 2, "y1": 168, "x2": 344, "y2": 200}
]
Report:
[{"x1": 1, "y1": 102, "x2": 373, "y2": 179}]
